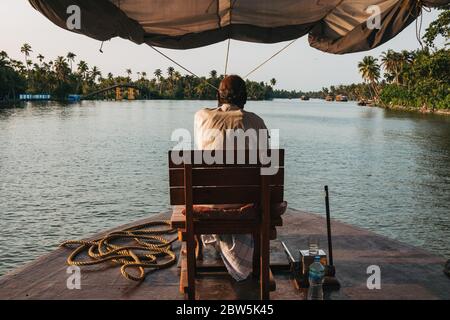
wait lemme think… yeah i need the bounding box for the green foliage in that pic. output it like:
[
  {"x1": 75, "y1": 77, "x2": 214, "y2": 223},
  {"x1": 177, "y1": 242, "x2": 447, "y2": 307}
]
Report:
[
  {"x1": 281, "y1": 9, "x2": 450, "y2": 111},
  {"x1": 1, "y1": 44, "x2": 277, "y2": 102},
  {"x1": 278, "y1": 83, "x2": 373, "y2": 101},
  {"x1": 423, "y1": 5, "x2": 450, "y2": 48},
  {"x1": 292, "y1": 46, "x2": 449, "y2": 112},
  {"x1": 379, "y1": 84, "x2": 414, "y2": 107},
  {"x1": 2, "y1": 6, "x2": 449, "y2": 112},
  {"x1": 378, "y1": 48, "x2": 449, "y2": 110},
  {"x1": 0, "y1": 51, "x2": 26, "y2": 101}
]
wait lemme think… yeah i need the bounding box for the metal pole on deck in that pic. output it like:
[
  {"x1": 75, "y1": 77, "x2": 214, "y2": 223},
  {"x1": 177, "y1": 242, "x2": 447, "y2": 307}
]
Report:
[{"x1": 325, "y1": 185, "x2": 333, "y2": 267}]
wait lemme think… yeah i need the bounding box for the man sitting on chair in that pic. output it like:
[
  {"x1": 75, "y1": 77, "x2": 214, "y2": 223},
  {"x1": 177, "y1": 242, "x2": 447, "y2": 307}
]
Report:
[{"x1": 194, "y1": 75, "x2": 269, "y2": 281}]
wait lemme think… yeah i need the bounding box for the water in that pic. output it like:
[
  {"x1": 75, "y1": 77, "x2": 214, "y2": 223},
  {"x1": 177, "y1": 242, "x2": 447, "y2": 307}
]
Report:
[{"x1": 0, "y1": 99, "x2": 449, "y2": 276}]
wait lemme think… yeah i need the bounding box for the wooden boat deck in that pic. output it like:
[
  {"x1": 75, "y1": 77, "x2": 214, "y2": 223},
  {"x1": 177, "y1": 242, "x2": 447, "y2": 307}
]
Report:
[{"x1": 0, "y1": 208, "x2": 449, "y2": 300}]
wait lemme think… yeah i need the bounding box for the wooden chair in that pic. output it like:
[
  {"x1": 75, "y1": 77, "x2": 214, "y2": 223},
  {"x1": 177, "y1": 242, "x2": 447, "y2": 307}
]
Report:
[{"x1": 169, "y1": 149, "x2": 284, "y2": 300}]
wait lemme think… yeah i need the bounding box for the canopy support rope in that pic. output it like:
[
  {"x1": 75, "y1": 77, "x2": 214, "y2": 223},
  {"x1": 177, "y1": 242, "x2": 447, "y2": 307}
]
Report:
[
  {"x1": 244, "y1": 38, "x2": 299, "y2": 79},
  {"x1": 224, "y1": 0, "x2": 239, "y2": 76},
  {"x1": 149, "y1": 45, "x2": 218, "y2": 91},
  {"x1": 415, "y1": 3, "x2": 432, "y2": 49},
  {"x1": 150, "y1": 0, "x2": 297, "y2": 90},
  {"x1": 224, "y1": 38, "x2": 231, "y2": 75}
]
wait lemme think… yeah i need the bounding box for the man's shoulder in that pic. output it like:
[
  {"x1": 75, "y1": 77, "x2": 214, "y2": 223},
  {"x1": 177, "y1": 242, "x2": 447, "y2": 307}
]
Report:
[
  {"x1": 195, "y1": 107, "x2": 219, "y2": 119},
  {"x1": 244, "y1": 110, "x2": 264, "y2": 121},
  {"x1": 242, "y1": 110, "x2": 267, "y2": 128}
]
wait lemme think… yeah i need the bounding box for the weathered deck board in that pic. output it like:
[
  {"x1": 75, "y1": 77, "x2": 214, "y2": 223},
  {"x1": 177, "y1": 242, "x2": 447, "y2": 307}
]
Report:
[{"x1": 0, "y1": 208, "x2": 448, "y2": 300}]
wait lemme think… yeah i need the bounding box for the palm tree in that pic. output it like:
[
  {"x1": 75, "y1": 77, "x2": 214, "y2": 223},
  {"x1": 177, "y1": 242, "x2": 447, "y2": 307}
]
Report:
[
  {"x1": 76, "y1": 60, "x2": 89, "y2": 93},
  {"x1": 54, "y1": 56, "x2": 69, "y2": 81},
  {"x1": 0, "y1": 51, "x2": 8, "y2": 63},
  {"x1": 400, "y1": 50, "x2": 413, "y2": 64},
  {"x1": 398, "y1": 50, "x2": 413, "y2": 85},
  {"x1": 167, "y1": 66, "x2": 175, "y2": 78},
  {"x1": 209, "y1": 70, "x2": 217, "y2": 79},
  {"x1": 141, "y1": 71, "x2": 147, "y2": 79},
  {"x1": 77, "y1": 60, "x2": 89, "y2": 79},
  {"x1": 0, "y1": 51, "x2": 9, "y2": 71},
  {"x1": 270, "y1": 78, "x2": 277, "y2": 87},
  {"x1": 66, "y1": 52, "x2": 76, "y2": 72},
  {"x1": 381, "y1": 50, "x2": 402, "y2": 84},
  {"x1": 90, "y1": 66, "x2": 101, "y2": 83},
  {"x1": 173, "y1": 71, "x2": 181, "y2": 83},
  {"x1": 154, "y1": 69, "x2": 163, "y2": 94},
  {"x1": 358, "y1": 56, "x2": 380, "y2": 98},
  {"x1": 381, "y1": 50, "x2": 414, "y2": 85},
  {"x1": 20, "y1": 43, "x2": 32, "y2": 72},
  {"x1": 37, "y1": 54, "x2": 45, "y2": 67},
  {"x1": 183, "y1": 74, "x2": 194, "y2": 98},
  {"x1": 154, "y1": 68, "x2": 162, "y2": 79},
  {"x1": 126, "y1": 69, "x2": 132, "y2": 81},
  {"x1": 167, "y1": 67, "x2": 175, "y2": 91}
]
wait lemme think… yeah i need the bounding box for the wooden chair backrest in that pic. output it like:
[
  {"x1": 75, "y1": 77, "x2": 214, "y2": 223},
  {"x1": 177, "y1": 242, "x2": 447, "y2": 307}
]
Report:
[{"x1": 169, "y1": 149, "x2": 284, "y2": 205}]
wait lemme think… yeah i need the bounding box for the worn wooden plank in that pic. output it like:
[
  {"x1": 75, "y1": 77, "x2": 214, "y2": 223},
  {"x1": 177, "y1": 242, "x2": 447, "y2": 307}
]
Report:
[
  {"x1": 170, "y1": 211, "x2": 282, "y2": 231},
  {"x1": 175, "y1": 227, "x2": 277, "y2": 241},
  {"x1": 0, "y1": 213, "x2": 183, "y2": 300},
  {"x1": 169, "y1": 167, "x2": 284, "y2": 187},
  {"x1": 171, "y1": 210, "x2": 185, "y2": 229},
  {"x1": 1, "y1": 209, "x2": 449, "y2": 300},
  {"x1": 170, "y1": 185, "x2": 284, "y2": 205},
  {"x1": 168, "y1": 149, "x2": 285, "y2": 168}
]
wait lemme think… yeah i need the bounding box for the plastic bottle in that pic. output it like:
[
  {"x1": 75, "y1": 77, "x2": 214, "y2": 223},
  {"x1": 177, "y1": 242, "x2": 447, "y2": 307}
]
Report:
[{"x1": 308, "y1": 256, "x2": 325, "y2": 300}]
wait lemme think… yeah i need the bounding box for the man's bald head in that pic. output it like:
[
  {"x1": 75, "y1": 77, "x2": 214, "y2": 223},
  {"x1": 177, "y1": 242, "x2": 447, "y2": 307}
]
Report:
[{"x1": 218, "y1": 75, "x2": 247, "y2": 108}]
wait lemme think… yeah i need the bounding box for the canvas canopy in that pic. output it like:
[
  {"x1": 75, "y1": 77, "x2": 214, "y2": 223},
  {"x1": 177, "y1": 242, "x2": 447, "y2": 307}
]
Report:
[{"x1": 29, "y1": 0, "x2": 449, "y2": 54}]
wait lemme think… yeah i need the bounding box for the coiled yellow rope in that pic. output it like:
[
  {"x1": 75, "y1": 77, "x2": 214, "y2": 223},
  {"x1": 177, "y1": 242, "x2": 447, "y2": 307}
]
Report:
[{"x1": 60, "y1": 220, "x2": 178, "y2": 281}]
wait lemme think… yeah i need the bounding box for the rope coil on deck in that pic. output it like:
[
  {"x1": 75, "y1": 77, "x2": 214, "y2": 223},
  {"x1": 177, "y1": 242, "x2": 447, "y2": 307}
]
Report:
[{"x1": 60, "y1": 220, "x2": 178, "y2": 282}]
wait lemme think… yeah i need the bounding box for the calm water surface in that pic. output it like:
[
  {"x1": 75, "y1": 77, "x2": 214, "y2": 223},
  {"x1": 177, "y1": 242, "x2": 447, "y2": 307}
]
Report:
[{"x1": 1, "y1": 100, "x2": 449, "y2": 275}]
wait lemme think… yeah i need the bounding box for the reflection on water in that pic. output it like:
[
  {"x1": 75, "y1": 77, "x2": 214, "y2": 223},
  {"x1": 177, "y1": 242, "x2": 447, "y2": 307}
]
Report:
[{"x1": 0, "y1": 100, "x2": 449, "y2": 275}]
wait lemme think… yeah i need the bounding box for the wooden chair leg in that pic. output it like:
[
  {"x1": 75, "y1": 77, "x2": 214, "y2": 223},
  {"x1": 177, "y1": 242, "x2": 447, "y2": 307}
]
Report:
[
  {"x1": 260, "y1": 174, "x2": 270, "y2": 300},
  {"x1": 253, "y1": 231, "x2": 261, "y2": 277},
  {"x1": 186, "y1": 233, "x2": 196, "y2": 300},
  {"x1": 260, "y1": 231, "x2": 270, "y2": 300},
  {"x1": 184, "y1": 163, "x2": 196, "y2": 300}
]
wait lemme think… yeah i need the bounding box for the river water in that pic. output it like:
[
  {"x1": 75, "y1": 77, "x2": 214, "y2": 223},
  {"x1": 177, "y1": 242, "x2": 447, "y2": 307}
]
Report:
[{"x1": 0, "y1": 99, "x2": 449, "y2": 275}]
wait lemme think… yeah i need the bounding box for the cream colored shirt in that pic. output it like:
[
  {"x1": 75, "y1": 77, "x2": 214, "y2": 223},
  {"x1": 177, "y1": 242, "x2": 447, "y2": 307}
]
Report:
[{"x1": 194, "y1": 104, "x2": 268, "y2": 150}]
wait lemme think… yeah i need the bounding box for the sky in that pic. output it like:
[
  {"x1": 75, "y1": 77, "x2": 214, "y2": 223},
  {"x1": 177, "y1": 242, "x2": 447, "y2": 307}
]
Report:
[{"x1": 0, "y1": 1, "x2": 441, "y2": 91}]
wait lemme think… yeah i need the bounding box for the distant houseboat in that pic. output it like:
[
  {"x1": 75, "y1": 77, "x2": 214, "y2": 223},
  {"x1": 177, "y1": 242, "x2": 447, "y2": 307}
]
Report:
[
  {"x1": 335, "y1": 95, "x2": 348, "y2": 102},
  {"x1": 325, "y1": 95, "x2": 334, "y2": 101},
  {"x1": 19, "y1": 94, "x2": 51, "y2": 101},
  {"x1": 357, "y1": 100, "x2": 367, "y2": 106},
  {"x1": 300, "y1": 95, "x2": 310, "y2": 101},
  {"x1": 67, "y1": 95, "x2": 81, "y2": 102},
  {"x1": 359, "y1": 99, "x2": 375, "y2": 107}
]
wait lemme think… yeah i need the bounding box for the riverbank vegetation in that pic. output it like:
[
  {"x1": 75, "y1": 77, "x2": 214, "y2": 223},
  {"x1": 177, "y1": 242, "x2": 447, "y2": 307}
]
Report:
[
  {"x1": 1, "y1": 7, "x2": 448, "y2": 111},
  {"x1": 298, "y1": 6, "x2": 449, "y2": 112},
  {"x1": 0, "y1": 47, "x2": 276, "y2": 102},
  {"x1": 295, "y1": 46, "x2": 449, "y2": 111}
]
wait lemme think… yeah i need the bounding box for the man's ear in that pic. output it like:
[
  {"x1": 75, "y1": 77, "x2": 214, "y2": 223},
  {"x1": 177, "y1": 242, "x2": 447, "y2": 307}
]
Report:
[{"x1": 217, "y1": 90, "x2": 221, "y2": 107}]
